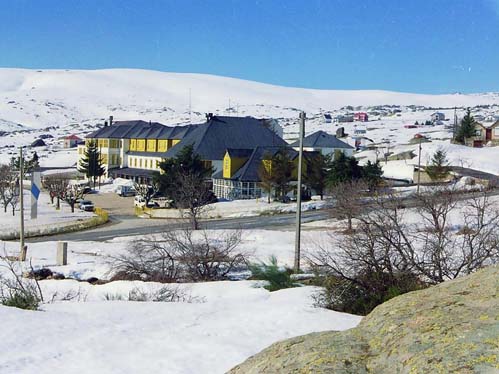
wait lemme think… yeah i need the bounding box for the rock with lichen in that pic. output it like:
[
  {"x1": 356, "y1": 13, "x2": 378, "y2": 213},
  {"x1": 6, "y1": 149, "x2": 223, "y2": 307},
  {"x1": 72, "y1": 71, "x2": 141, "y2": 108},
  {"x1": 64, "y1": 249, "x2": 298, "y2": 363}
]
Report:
[{"x1": 229, "y1": 266, "x2": 499, "y2": 373}]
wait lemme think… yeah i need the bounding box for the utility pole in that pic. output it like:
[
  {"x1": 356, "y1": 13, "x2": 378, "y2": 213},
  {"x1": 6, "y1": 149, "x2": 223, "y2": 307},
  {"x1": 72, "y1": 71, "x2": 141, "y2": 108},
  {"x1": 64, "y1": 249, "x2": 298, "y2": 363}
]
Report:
[
  {"x1": 417, "y1": 137, "x2": 422, "y2": 194},
  {"x1": 19, "y1": 147, "x2": 27, "y2": 261},
  {"x1": 294, "y1": 112, "x2": 305, "y2": 273}
]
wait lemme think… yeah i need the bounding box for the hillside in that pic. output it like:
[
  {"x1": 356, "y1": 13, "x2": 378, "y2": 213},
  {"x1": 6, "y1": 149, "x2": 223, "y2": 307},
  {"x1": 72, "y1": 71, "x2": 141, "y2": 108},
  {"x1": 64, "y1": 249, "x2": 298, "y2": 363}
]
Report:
[
  {"x1": 230, "y1": 265, "x2": 499, "y2": 373},
  {"x1": 2, "y1": 68, "x2": 499, "y2": 131}
]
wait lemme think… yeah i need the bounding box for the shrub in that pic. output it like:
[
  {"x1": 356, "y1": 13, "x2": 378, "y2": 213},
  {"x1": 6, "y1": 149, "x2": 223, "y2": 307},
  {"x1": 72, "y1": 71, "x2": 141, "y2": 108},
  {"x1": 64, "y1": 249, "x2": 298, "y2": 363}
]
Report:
[
  {"x1": 249, "y1": 256, "x2": 298, "y2": 292},
  {"x1": 312, "y1": 271, "x2": 425, "y2": 316},
  {"x1": 2, "y1": 291, "x2": 40, "y2": 310},
  {"x1": 110, "y1": 228, "x2": 248, "y2": 283}
]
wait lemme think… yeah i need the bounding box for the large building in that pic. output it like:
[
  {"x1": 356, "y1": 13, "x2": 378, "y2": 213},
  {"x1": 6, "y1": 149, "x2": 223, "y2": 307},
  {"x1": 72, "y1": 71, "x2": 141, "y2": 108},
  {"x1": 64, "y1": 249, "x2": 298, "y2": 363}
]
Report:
[{"x1": 79, "y1": 115, "x2": 285, "y2": 183}]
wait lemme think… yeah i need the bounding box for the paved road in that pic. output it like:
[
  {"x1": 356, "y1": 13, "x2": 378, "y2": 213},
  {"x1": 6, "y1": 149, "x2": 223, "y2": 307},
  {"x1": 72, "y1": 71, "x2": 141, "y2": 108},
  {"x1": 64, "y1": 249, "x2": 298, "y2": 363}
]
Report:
[
  {"x1": 27, "y1": 187, "x2": 499, "y2": 243},
  {"x1": 27, "y1": 209, "x2": 331, "y2": 242}
]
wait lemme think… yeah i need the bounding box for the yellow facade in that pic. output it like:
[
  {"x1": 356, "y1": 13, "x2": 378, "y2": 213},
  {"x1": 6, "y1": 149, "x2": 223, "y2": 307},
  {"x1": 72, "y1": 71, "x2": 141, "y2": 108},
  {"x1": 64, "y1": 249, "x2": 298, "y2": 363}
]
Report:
[
  {"x1": 136, "y1": 139, "x2": 146, "y2": 152},
  {"x1": 130, "y1": 139, "x2": 137, "y2": 151},
  {"x1": 172, "y1": 139, "x2": 181, "y2": 146},
  {"x1": 223, "y1": 152, "x2": 248, "y2": 179},
  {"x1": 147, "y1": 139, "x2": 157, "y2": 152},
  {"x1": 158, "y1": 140, "x2": 168, "y2": 152}
]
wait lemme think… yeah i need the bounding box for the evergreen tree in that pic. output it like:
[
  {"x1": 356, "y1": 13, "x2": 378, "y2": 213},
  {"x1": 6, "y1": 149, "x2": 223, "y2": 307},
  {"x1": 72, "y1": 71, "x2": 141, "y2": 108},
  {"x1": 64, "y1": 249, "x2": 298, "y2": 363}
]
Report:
[
  {"x1": 362, "y1": 160, "x2": 383, "y2": 190},
  {"x1": 455, "y1": 108, "x2": 476, "y2": 144},
  {"x1": 153, "y1": 145, "x2": 214, "y2": 229},
  {"x1": 327, "y1": 153, "x2": 362, "y2": 186},
  {"x1": 271, "y1": 149, "x2": 294, "y2": 201},
  {"x1": 426, "y1": 149, "x2": 450, "y2": 181},
  {"x1": 78, "y1": 140, "x2": 105, "y2": 188},
  {"x1": 303, "y1": 152, "x2": 331, "y2": 200}
]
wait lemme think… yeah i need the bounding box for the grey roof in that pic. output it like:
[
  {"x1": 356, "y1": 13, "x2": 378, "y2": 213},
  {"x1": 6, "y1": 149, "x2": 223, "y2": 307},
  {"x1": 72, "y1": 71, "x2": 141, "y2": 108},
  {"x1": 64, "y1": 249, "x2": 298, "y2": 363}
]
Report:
[
  {"x1": 164, "y1": 116, "x2": 287, "y2": 160},
  {"x1": 290, "y1": 130, "x2": 353, "y2": 149},
  {"x1": 86, "y1": 120, "x2": 196, "y2": 140},
  {"x1": 226, "y1": 148, "x2": 254, "y2": 158},
  {"x1": 229, "y1": 146, "x2": 298, "y2": 182}
]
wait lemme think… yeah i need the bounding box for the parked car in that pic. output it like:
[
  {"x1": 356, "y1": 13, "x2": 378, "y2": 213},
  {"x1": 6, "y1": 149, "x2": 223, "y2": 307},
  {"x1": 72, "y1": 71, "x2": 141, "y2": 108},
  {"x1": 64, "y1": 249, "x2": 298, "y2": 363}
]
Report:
[
  {"x1": 116, "y1": 185, "x2": 136, "y2": 197},
  {"x1": 79, "y1": 200, "x2": 94, "y2": 211},
  {"x1": 134, "y1": 195, "x2": 160, "y2": 208}
]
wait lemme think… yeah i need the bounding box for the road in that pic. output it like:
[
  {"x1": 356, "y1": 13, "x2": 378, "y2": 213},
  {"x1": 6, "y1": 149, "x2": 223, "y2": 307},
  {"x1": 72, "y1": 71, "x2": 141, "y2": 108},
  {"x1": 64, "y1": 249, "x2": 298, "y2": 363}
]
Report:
[
  {"x1": 27, "y1": 187, "x2": 499, "y2": 243},
  {"x1": 27, "y1": 209, "x2": 331, "y2": 242}
]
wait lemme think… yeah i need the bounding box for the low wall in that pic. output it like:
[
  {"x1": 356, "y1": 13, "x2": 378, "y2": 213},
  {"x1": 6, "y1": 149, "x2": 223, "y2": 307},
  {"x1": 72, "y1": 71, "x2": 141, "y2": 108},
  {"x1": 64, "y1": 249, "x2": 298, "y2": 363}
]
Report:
[{"x1": 0, "y1": 208, "x2": 109, "y2": 241}]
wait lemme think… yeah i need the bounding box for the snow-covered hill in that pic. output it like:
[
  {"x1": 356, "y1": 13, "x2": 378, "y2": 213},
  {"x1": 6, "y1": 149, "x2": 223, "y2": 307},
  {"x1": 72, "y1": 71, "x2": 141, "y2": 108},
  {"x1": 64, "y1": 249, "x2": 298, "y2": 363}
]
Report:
[{"x1": 1, "y1": 68, "x2": 499, "y2": 131}]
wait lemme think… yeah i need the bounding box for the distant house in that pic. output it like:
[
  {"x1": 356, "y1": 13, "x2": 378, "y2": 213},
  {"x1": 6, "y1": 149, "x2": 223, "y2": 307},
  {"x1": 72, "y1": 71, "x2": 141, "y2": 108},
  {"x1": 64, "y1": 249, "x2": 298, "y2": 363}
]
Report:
[
  {"x1": 354, "y1": 112, "x2": 369, "y2": 122},
  {"x1": 354, "y1": 126, "x2": 367, "y2": 135},
  {"x1": 290, "y1": 130, "x2": 354, "y2": 157},
  {"x1": 466, "y1": 121, "x2": 499, "y2": 147},
  {"x1": 64, "y1": 134, "x2": 82, "y2": 148},
  {"x1": 333, "y1": 115, "x2": 354, "y2": 123},
  {"x1": 323, "y1": 113, "x2": 332, "y2": 124},
  {"x1": 485, "y1": 114, "x2": 499, "y2": 122},
  {"x1": 31, "y1": 139, "x2": 46, "y2": 148},
  {"x1": 431, "y1": 112, "x2": 445, "y2": 122}
]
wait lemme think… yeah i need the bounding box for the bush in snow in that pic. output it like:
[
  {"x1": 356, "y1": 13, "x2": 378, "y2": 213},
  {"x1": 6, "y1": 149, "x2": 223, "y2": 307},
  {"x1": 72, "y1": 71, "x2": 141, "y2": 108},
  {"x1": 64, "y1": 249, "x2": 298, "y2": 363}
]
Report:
[
  {"x1": 110, "y1": 228, "x2": 248, "y2": 283},
  {"x1": 309, "y1": 188, "x2": 499, "y2": 315},
  {"x1": 103, "y1": 285, "x2": 200, "y2": 303},
  {"x1": 249, "y1": 256, "x2": 298, "y2": 292},
  {"x1": 0, "y1": 257, "x2": 43, "y2": 311}
]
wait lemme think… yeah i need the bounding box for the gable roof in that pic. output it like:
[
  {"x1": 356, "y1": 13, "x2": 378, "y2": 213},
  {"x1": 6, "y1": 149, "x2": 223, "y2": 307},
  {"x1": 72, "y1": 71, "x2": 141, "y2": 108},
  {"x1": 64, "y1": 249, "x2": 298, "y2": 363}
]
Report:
[
  {"x1": 86, "y1": 120, "x2": 196, "y2": 140},
  {"x1": 65, "y1": 134, "x2": 82, "y2": 140},
  {"x1": 223, "y1": 146, "x2": 297, "y2": 182},
  {"x1": 164, "y1": 116, "x2": 287, "y2": 160},
  {"x1": 290, "y1": 130, "x2": 353, "y2": 149}
]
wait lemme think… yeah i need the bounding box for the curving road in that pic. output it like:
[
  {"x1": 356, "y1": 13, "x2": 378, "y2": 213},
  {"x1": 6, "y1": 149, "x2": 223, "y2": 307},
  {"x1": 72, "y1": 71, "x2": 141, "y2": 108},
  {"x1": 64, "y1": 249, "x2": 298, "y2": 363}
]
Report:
[{"x1": 27, "y1": 209, "x2": 331, "y2": 242}]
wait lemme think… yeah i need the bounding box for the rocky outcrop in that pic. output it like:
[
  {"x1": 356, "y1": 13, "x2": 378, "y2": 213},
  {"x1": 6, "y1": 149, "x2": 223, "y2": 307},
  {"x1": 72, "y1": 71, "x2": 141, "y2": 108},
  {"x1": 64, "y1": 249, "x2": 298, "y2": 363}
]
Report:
[{"x1": 230, "y1": 266, "x2": 499, "y2": 373}]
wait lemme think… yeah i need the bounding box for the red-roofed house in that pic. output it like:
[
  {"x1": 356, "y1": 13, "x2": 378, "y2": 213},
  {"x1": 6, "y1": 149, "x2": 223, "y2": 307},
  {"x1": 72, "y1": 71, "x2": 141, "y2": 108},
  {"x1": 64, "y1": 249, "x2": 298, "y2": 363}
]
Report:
[
  {"x1": 64, "y1": 134, "x2": 82, "y2": 148},
  {"x1": 354, "y1": 112, "x2": 369, "y2": 122}
]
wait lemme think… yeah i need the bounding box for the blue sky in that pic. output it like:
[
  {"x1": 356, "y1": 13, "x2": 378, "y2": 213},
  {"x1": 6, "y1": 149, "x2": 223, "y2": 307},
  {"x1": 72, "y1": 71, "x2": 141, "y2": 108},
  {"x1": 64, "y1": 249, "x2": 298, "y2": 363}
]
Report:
[{"x1": 1, "y1": 0, "x2": 498, "y2": 93}]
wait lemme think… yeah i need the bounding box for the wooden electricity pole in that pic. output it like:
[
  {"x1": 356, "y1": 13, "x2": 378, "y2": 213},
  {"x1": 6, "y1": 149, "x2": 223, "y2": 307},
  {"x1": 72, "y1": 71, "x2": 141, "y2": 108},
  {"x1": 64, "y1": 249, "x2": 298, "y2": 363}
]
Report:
[
  {"x1": 417, "y1": 137, "x2": 422, "y2": 194},
  {"x1": 19, "y1": 147, "x2": 27, "y2": 261},
  {"x1": 294, "y1": 112, "x2": 305, "y2": 273}
]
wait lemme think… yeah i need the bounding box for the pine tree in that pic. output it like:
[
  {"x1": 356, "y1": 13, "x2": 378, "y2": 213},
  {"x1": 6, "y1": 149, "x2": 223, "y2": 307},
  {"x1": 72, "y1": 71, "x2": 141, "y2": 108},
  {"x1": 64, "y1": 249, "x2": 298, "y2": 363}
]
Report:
[
  {"x1": 455, "y1": 108, "x2": 476, "y2": 144},
  {"x1": 303, "y1": 153, "x2": 331, "y2": 200},
  {"x1": 327, "y1": 152, "x2": 362, "y2": 186},
  {"x1": 362, "y1": 160, "x2": 383, "y2": 190},
  {"x1": 153, "y1": 145, "x2": 214, "y2": 229},
  {"x1": 78, "y1": 140, "x2": 105, "y2": 188},
  {"x1": 426, "y1": 149, "x2": 450, "y2": 181},
  {"x1": 271, "y1": 149, "x2": 294, "y2": 201}
]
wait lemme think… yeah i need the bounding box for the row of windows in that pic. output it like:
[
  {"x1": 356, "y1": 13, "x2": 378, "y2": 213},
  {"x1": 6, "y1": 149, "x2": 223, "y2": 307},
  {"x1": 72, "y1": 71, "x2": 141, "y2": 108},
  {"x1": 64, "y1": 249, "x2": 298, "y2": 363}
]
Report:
[
  {"x1": 129, "y1": 157, "x2": 161, "y2": 170},
  {"x1": 85, "y1": 139, "x2": 121, "y2": 148},
  {"x1": 129, "y1": 139, "x2": 181, "y2": 152}
]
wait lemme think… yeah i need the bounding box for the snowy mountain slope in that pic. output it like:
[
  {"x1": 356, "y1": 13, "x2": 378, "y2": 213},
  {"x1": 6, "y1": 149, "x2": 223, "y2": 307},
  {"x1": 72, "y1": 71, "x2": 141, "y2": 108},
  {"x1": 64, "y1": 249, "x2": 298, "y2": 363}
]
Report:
[{"x1": 1, "y1": 68, "x2": 499, "y2": 131}]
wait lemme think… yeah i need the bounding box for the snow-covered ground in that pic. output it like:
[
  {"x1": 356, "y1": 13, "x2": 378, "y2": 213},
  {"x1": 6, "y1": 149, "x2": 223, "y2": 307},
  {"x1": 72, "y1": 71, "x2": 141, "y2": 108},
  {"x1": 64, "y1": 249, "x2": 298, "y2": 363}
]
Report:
[
  {"x1": 0, "y1": 68, "x2": 499, "y2": 181},
  {"x1": 0, "y1": 230, "x2": 359, "y2": 374},
  {"x1": 0, "y1": 190, "x2": 94, "y2": 234}
]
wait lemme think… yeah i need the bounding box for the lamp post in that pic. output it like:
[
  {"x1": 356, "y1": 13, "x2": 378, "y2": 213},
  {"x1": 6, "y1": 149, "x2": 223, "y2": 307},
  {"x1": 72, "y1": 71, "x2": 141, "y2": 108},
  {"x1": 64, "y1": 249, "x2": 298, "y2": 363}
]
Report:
[{"x1": 294, "y1": 112, "x2": 305, "y2": 273}]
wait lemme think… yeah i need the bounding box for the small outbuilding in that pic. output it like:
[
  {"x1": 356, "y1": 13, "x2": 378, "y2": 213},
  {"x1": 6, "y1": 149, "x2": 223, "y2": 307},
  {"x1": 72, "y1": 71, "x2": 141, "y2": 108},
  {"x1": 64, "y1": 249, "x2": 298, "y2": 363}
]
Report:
[
  {"x1": 64, "y1": 134, "x2": 82, "y2": 148},
  {"x1": 30, "y1": 139, "x2": 46, "y2": 148}
]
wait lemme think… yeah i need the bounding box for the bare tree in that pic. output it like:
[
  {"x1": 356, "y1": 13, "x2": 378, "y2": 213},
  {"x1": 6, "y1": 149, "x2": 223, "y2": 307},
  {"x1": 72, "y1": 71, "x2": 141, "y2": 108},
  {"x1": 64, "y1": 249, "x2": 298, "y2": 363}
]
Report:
[
  {"x1": 174, "y1": 172, "x2": 215, "y2": 230},
  {"x1": 328, "y1": 180, "x2": 367, "y2": 231},
  {"x1": 8, "y1": 186, "x2": 20, "y2": 217},
  {"x1": 42, "y1": 174, "x2": 70, "y2": 210},
  {"x1": 309, "y1": 187, "x2": 499, "y2": 313},
  {"x1": 0, "y1": 164, "x2": 17, "y2": 214},
  {"x1": 133, "y1": 182, "x2": 157, "y2": 207},
  {"x1": 110, "y1": 228, "x2": 247, "y2": 282},
  {"x1": 62, "y1": 184, "x2": 86, "y2": 213}
]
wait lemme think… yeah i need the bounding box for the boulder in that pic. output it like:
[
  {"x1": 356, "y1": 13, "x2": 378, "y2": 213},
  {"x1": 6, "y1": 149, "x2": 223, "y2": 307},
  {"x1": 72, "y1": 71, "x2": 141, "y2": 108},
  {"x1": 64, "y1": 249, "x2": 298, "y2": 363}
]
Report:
[{"x1": 229, "y1": 266, "x2": 499, "y2": 373}]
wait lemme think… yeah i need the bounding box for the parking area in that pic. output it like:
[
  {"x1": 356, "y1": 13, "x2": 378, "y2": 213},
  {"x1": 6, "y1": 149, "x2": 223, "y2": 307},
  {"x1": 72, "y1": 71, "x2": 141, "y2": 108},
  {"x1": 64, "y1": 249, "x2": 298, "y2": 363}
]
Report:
[{"x1": 85, "y1": 192, "x2": 135, "y2": 216}]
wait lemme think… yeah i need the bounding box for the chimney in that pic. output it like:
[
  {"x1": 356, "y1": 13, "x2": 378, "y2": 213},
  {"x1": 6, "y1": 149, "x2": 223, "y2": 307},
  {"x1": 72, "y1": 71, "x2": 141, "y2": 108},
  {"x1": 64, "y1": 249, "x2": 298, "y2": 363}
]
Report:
[
  {"x1": 205, "y1": 113, "x2": 214, "y2": 121},
  {"x1": 104, "y1": 121, "x2": 108, "y2": 127},
  {"x1": 109, "y1": 115, "x2": 113, "y2": 126}
]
